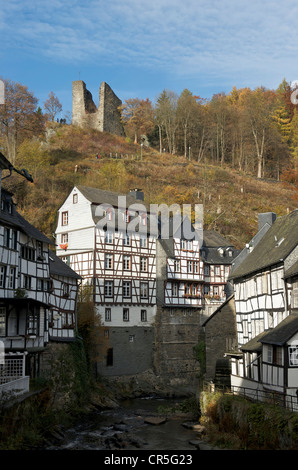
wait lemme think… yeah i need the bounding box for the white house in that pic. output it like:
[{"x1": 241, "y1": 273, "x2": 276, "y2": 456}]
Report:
[
  {"x1": 0, "y1": 153, "x2": 80, "y2": 397},
  {"x1": 228, "y1": 209, "x2": 298, "y2": 410},
  {"x1": 55, "y1": 185, "x2": 157, "y2": 376}
]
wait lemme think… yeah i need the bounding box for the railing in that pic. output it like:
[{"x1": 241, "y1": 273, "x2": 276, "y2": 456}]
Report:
[
  {"x1": 230, "y1": 385, "x2": 298, "y2": 412},
  {"x1": 203, "y1": 381, "x2": 298, "y2": 412},
  {"x1": 0, "y1": 355, "x2": 25, "y2": 385}
]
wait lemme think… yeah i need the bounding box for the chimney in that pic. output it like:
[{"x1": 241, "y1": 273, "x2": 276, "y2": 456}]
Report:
[
  {"x1": 258, "y1": 212, "x2": 276, "y2": 231},
  {"x1": 129, "y1": 188, "x2": 144, "y2": 201}
]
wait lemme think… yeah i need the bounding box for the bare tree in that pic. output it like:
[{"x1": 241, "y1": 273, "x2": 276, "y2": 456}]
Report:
[{"x1": 44, "y1": 91, "x2": 63, "y2": 122}]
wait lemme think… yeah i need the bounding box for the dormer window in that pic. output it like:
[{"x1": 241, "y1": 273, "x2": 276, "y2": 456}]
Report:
[
  {"x1": 141, "y1": 214, "x2": 147, "y2": 226},
  {"x1": 107, "y1": 208, "x2": 113, "y2": 221}
]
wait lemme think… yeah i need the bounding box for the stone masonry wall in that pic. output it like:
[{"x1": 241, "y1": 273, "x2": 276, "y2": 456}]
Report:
[
  {"x1": 204, "y1": 296, "x2": 237, "y2": 381},
  {"x1": 72, "y1": 80, "x2": 125, "y2": 137},
  {"x1": 153, "y1": 306, "x2": 201, "y2": 391}
]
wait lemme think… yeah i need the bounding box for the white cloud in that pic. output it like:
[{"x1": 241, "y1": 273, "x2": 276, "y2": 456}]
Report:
[{"x1": 1, "y1": 0, "x2": 298, "y2": 92}]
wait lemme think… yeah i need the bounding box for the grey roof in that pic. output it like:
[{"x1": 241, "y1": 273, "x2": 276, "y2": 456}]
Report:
[
  {"x1": 49, "y1": 250, "x2": 81, "y2": 279},
  {"x1": 0, "y1": 189, "x2": 52, "y2": 244},
  {"x1": 0, "y1": 152, "x2": 13, "y2": 171},
  {"x1": 229, "y1": 209, "x2": 298, "y2": 280},
  {"x1": 201, "y1": 230, "x2": 239, "y2": 265},
  {"x1": 76, "y1": 185, "x2": 149, "y2": 210},
  {"x1": 284, "y1": 260, "x2": 298, "y2": 279},
  {"x1": 202, "y1": 230, "x2": 233, "y2": 247},
  {"x1": 259, "y1": 313, "x2": 298, "y2": 346},
  {"x1": 240, "y1": 330, "x2": 269, "y2": 352}
]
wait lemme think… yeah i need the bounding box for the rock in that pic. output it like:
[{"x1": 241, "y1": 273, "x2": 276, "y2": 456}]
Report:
[
  {"x1": 189, "y1": 439, "x2": 201, "y2": 449},
  {"x1": 144, "y1": 416, "x2": 167, "y2": 425},
  {"x1": 192, "y1": 424, "x2": 206, "y2": 434}
]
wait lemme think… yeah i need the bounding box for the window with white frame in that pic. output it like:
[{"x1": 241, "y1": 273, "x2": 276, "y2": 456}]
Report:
[
  {"x1": 4, "y1": 227, "x2": 10, "y2": 247},
  {"x1": 37, "y1": 241, "x2": 43, "y2": 259},
  {"x1": 123, "y1": 255, "x2": 131, "y2": 270},
  {"x1": 23, "y1": 275, "x2": 32, "y2": 290},
  {"x1": 105, "y1": 253, "x2": 113, "y2": 269},
  {"x1": 105, "y1": 231, "x2": 113, "y2": 244},
  {"x1": 140, "y1": 235, "x2": 147, "y2": 248},
  {"x1": 289, "y1": 345, "x2": 298, "y2": 366},
  {"x1": 0, "y1": 266, "x2": 6, "y2": 288},
  {"x1": 123, "y1": 233, "x2": 130, "y2": 245},
  {"x1": 62, "y1": 211, "x2": 68, "y2": 226},
  {"x1": 185, "y1": 283, "x2": 191, "y2": 295},
  {"x1": 61, "y1": 233, "x2": 68, "y2": 244},
  {"x1": 187, "y1": 261, "x2": 193, "y2": 273},
  {"x1": 193, "y1": 261, "x2": 199, "y2": 274},
  {"x1": 174, "y1": 260, "x2": 180, "y2": 272},
  {"x1": 12, "y1": 230, "x2": 17, "y2": 250},
  {"x1": 140, "y1": 257, "x2": 147, "y2": 272},
  {"x1": 140, "y1": 282, "x2": 148, "y2": 298},
  {"x1": 123, "y1": 308, "x2": 129, "y2": 321},
  {"x1": 73, "y1": 193, "x2": 78, "y2": 204},
  {"x1": 104, "y1": 281, "x2": 113, "y2": 297},
  {"x1": 105, "y1": 308, "x2": 111, "y2": 322},
  {"x1": 204, "y1": 265, "x2": 210, "y2": 276},
  {"x1": 172, "y1": 282, "x2": 179, "y2": 296},
  {"x1": 141, "y1": 309, "x2": 147, "y2": 322},
  {"x1": 123, "y1": 281, "x2": 131, "y2": 297},
  {"x1": 8, "y1": 267, "x2": 15, "y2": 289},
  {"x1": 0, "y1": 307, "x2": 6, "y2": 336}
]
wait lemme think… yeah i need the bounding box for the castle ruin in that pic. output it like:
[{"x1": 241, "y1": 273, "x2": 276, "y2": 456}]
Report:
[{"x1": 72, "y1": 80, "x2": 125, "y2": 137}]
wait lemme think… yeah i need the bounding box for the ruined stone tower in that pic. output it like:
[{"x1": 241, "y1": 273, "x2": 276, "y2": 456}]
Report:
[{"x1": 72, "y1": 80, "x2": 125, "y2": 137}]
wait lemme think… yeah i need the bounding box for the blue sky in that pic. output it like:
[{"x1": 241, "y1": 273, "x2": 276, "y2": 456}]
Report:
[{"x1": 1, "y1": 0, "x2": 298, "y2": 118}]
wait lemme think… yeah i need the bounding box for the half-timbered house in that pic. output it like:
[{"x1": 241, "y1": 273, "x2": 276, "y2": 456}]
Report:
[
  {"x1": 0, "y1": 188, "x2": 52, "y2": 381},
  {"x1": 228, "y1": 209, "x2": 298, "y2": 409},
  {"x1": 0, "y1": 175, "x2": 80, "y2": 396},
  {"x1": 55, "y1": 185, "x2": 157, "y2": 376},
  {"x1": 48, "y1": 250, "x2": 81, "y2": 342},
  {"x1": 201, "y1": 230, "x2": 239, "y2": 320}
]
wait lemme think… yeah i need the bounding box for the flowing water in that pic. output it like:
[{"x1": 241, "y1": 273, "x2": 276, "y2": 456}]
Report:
[{"x1": 43, "y1": 397, "x2": 201, "y2": 451}]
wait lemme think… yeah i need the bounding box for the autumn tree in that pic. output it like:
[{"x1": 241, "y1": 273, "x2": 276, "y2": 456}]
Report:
[
  {"x1": 155, "y1": 90, "x2": 178, "y2": 154},
  {"x1": 44, "y1": 91, "x2": 63, "y2": 122},
  {"x1": 120, "y1": 97, "x2": 154, "y2": 144},
  {"x1": 176, "y1": 89, "x2": 199, "y2": 159},
  {"x1": 241, "y1": 87, "x2": 277, "y2": 178},
  {"x1": 0, "y1": 78, "x2": 45, "y2": 164}
]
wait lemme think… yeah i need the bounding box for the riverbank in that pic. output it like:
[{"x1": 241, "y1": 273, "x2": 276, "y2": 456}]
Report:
[{"x1": 40, "y1": 396, "x2": 205, "y2": 451}]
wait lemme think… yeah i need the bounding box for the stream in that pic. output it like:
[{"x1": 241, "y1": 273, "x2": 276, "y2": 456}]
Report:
[{"x1": 43, "y1": 397, "x2": 203, "y2": 451}]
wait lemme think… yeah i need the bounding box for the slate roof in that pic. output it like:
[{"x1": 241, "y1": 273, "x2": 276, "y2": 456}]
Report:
[
  {"x1": 229, "y1": 209, "x2": 298, "y2": 280},
  {"x1": 49, "y1": 250, "x2": 81, "y2": 279},
  {"x1": 201, "y1": 230, "x2": 239, "y2": 265},
  {"x1": 284, "y1": 260, "x2": 298, "y2": 279},
  {"x1": 0, "y1": 152, "x2": 13, "y2": 171},
  {"x1": 259, "y1": 313, "x2": 298, "y2": 346},
  {"x1": 0, "y1": 189, "x2": 52, "y2": 244},
  {"x1": 240, "y1": 330, "x2": 269, "y2": 352},
  {"x1": 76, "y1": 185, "x2": 149, "y2": 210}
]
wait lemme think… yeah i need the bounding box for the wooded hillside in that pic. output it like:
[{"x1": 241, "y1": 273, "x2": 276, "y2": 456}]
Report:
[
  {"x1": 3, "y1": 123, "x2": 296, "y2": 250},
  {"x1": 0, "y1": 77, "x2": 297, "y2": 250}
]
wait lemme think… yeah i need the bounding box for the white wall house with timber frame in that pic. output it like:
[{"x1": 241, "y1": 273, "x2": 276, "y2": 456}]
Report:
[{"x1": 55, "y1": 185, "x2": 157, "y2": 376}]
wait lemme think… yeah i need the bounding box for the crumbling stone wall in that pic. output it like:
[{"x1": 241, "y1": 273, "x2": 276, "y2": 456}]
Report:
[{"x1": 72, "y1": 80, "x2": 125, "y2": 137}]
